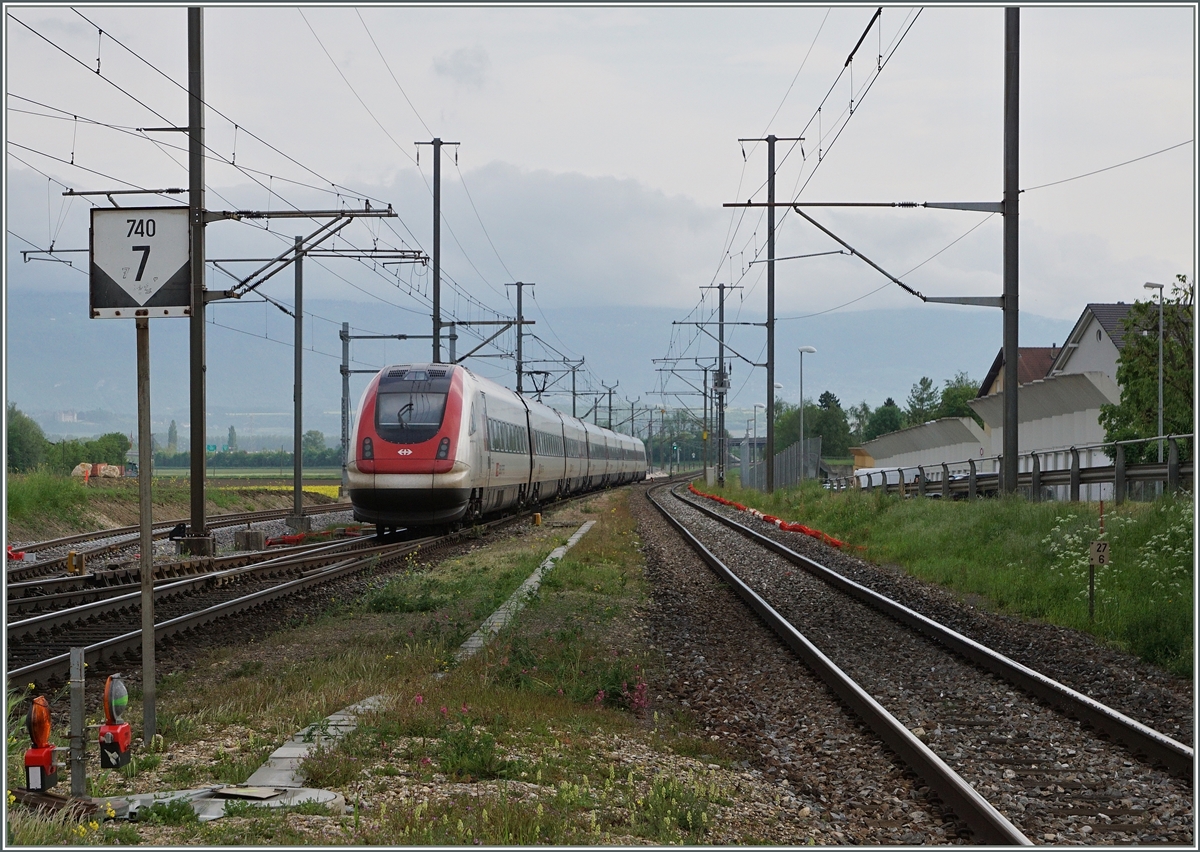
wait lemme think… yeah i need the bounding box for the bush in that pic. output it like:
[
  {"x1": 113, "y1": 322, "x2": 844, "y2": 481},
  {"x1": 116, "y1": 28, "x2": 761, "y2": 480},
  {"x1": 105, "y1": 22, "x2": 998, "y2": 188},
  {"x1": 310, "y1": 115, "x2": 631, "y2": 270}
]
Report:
[{"x1": 6, "y1": 403, "x2": 47, "y2": 472}]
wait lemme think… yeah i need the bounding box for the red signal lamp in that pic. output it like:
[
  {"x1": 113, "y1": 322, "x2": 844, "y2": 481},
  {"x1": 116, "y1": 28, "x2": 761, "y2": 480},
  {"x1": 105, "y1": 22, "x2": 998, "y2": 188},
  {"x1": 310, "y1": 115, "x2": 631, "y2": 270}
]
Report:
[
  {"x1": 24, "y1": 696, "x2": 58, "y2": 791},
  {"x1": 99, "y1": 674, "x2": 132, "y2": 769}
]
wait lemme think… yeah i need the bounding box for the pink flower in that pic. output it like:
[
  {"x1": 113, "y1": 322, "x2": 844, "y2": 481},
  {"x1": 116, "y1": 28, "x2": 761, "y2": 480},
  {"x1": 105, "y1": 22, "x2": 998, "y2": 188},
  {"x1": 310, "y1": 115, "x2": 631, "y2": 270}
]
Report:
[
  {"x1": 594, "y1": 689, "x2": 606, "y2": 705},
  {"x1": 420, "y1": 757, "x2": 432, "y2": 766},
  {"x1": 414, "y1": 694, "x2": 424, "y2": 705},
  {"x1": 460, "y1": 703, "x2": 469, "y2": 714},
  {"x1": 440, "y1": 706, "x2": 448, "y2": 717}
]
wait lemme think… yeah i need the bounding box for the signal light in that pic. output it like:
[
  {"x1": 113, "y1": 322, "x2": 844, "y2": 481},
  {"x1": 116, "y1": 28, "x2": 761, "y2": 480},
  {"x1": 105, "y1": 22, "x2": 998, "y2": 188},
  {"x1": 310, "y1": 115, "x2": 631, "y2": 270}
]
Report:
[
  {"x1": 436, "y1": 437, "x2": 451, "y2": 460},
  {"x1": 99, "y1": 674, "x2": 132, "y2": 769},
  {"x1": 362, "y1": 436, "x2": 374, "y2": 460},
  {"x1": 24, "y1": 695, "x2": 58, "y2": 791}
]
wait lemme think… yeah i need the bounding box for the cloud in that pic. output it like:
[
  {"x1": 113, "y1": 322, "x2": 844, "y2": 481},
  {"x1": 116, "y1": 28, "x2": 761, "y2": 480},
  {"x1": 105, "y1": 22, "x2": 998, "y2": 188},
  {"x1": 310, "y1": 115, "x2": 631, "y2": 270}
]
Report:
[{"x1": 433, "y1": 45, "x2": 490, "y2": 88}]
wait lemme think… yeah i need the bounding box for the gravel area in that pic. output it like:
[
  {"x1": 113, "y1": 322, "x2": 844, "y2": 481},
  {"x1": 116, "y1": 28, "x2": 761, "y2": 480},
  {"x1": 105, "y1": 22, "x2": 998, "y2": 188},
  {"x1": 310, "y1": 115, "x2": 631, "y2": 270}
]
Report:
[
  {"x1": 629, "y1": 484, "x2": 969, "y2": 844},
  {"x1": 682, "y1": 488, "x2": 1193, "y2": 745},
  {"x1": 642, "y1": 484, "x2": 1194, "y2": 845}
]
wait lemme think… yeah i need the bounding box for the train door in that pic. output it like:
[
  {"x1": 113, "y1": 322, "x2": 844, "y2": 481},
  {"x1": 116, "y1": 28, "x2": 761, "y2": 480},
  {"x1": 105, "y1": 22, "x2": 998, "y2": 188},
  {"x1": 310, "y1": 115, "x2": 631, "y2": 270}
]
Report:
[{"x1": 474, "y1": 392, "x2": 491, "y2": 514}]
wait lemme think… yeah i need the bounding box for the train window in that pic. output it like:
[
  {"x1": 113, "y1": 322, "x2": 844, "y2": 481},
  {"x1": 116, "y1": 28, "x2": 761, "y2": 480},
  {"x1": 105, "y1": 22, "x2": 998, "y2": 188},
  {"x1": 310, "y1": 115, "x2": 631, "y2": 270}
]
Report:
[{"x1": 376, "y1": 391, "x2": 447, "y2": 443}]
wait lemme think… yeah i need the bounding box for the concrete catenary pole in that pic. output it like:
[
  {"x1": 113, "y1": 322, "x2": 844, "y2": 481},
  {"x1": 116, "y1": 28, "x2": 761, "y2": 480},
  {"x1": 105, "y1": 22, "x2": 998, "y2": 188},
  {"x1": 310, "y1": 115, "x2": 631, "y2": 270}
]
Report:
[
  {"x1": 1001, "y1": 7, "x2": 1020, "y2": 493},
  {"x1": 137, "y1": 317, "x2": 155, "y2": 739},
  {"x1": 340, "y1": 322, "x2": 350, "y2": 496},
  {"x1": 432, "y1": 138, "x2": 442, "y2": 363},
  {"x1": 291, "y1": 236, "x2": 305, "y2": 527},
  {"x1": 766, "y1": 134, "x2": 776, "y2": 493},
  {"x1": 188, "y1": 6, "x2": 207, "y2": 540}
]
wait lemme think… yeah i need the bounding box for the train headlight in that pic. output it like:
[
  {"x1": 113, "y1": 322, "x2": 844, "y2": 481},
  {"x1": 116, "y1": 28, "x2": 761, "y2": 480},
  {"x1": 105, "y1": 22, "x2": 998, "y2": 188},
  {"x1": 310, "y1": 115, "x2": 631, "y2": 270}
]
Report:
[
  {"x1": 436, "y1": 437, "x2": 451, "y2": 460},
  {"x1": 362, "y1": 437, "x2": 374, "y2": 460},
  {"x1": 99, "y1": 674, "x2": 132, "y2": 769}
]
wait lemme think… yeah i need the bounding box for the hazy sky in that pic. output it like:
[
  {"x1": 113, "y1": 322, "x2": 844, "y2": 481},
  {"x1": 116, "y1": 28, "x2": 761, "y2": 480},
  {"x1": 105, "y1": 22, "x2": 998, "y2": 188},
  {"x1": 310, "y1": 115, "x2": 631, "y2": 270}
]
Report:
[{"x1": 4, "y1": 4, "x2": 1196, "y2": 415}]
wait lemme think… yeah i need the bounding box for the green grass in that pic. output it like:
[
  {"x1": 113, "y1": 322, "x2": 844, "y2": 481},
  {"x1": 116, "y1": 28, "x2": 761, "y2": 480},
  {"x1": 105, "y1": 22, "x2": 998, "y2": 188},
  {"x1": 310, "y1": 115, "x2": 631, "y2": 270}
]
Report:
[
  {"x1": 706, "y1": 479, "x2": 1194, "y2": 677},
  {"x1": 4, "y1": 469, "x2": 91, "y2": 528}
]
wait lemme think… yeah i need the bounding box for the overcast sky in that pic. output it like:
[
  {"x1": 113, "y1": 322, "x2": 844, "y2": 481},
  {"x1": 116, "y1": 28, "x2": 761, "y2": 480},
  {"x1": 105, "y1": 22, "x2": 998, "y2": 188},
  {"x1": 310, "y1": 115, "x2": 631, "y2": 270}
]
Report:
[{"x1": 4, "y1": 4, "x2": 1196, "y2": 415}]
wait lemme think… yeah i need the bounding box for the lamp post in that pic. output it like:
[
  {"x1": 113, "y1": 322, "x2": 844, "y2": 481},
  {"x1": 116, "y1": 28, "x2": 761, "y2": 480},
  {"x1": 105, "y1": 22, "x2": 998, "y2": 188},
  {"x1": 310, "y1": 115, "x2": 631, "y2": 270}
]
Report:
[
  {"x1": 798, "y1": 346, "x2": 817, "y2": 481},
  {"x1": 1143, "y1": 283, "x2": 1165, "y2": 468},
  {"x1": 753, "y1": 404, "x2": 765, "y2": 462}
]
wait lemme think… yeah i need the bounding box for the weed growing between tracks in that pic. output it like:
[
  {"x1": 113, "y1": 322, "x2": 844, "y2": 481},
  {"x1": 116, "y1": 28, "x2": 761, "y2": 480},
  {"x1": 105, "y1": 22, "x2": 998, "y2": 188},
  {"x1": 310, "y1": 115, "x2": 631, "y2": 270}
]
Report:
[
  {"x1": 714, "y1": 480, "x2": 1194, "y2": 677},
  {"x1": 18, "y1": 489, "x2": 786, "y2": 846}
]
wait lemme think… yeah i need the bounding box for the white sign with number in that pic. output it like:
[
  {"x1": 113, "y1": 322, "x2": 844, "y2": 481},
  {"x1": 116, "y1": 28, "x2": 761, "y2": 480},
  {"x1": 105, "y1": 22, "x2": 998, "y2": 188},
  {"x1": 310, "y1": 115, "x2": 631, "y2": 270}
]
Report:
[
  {"x1": 1090, "y1": 540, "x2": 1109, "y2": 566},
  {"x1": 90, "y1": 207, "x2": 190, "y2": 318}
]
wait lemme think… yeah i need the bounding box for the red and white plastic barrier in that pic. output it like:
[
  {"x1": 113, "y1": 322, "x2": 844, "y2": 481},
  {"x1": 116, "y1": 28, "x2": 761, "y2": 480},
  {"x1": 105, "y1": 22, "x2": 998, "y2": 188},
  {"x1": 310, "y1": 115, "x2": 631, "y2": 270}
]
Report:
[{"x1": 687, "y1": 483, "x2": 845, "y2": 549}]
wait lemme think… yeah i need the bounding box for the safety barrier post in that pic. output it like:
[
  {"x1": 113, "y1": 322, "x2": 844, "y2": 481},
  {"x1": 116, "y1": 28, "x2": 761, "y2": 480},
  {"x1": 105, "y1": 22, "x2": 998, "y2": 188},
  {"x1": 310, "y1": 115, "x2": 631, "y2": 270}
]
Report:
[
  {"x1": 941, "y1": 463, "x2": 950, "y2": 500},
  {"x1": 1069, "y1": 447, "x2": 1081, "y2": 501},
  {"x1": 1030, "y1": 453, "x2": 1041, "y2": 502},
  {"x1": 1167, "y1": 437, "x2": 1180, "y2": 494},
  {"x1": 968, "y1": 459, "x2": 977, "y2": 500},
  {"x1": 917, "y1": 465, "x2": 926, "y2": 498},
  {"x1": 1114, "y1": 443, "x2": 1126, "y2": 505},
  {"x1": 897, "y1": 468, "x2": 906, "y2": 498}
]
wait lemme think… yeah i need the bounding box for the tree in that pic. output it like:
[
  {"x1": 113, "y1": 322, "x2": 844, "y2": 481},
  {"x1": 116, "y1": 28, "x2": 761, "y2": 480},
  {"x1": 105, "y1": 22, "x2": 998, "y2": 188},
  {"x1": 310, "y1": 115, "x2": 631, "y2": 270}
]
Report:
[
  {"x1": 809, "y1": 397, "x2": 851, "y2": 458},
  {"x1": 1099, "y1": 274, "x2": 1194, "y2": 463},
  {"x1": 86, "y1": 432, "x2": 132, "y2": 465},
  {"x1": 864, "y1": 398, "x2": 904, "y2": 441},
  {"x1": 904, "y1": 376, "x2": 940, "y2": 426},
  {"x1": 227, "y1": 425, "x2": 238, "y2": 452},
  {"x1": 937, "y1": 372, "x2": 983, "y2": 427},
  {"x1": 303, "y1": 430, "x2": 326, "y2": 454},
  {"x1": 847, "y1": 401, "x2": 872, "y2": 446},
  {"x1": 167, "y1": 420, "x2": 178, "y2": 453},
  {"x1": 6, "y1": 403, "x2": 47, "y2": 472}
]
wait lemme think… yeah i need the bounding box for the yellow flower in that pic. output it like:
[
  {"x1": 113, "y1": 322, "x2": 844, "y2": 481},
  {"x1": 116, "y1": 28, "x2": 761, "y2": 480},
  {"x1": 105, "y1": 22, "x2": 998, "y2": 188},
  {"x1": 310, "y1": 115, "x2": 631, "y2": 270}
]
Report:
[
  {"x1": 27, "y1": 683, "x2": 35, "y2": 690},
  {"x1": 7, "y1": 790, "x2": 16, "y2": 806}
]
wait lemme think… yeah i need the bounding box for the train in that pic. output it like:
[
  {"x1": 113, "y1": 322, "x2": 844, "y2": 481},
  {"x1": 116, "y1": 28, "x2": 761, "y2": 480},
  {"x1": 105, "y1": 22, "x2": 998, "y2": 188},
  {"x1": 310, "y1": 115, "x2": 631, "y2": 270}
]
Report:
[{"x1": 347, "y1": 363, "x2": 647, "y2": 530}]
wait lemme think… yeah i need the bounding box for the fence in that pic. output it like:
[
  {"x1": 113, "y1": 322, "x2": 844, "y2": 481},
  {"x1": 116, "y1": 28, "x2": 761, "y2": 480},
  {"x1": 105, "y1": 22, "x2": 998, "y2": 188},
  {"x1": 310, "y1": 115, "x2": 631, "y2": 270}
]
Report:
[
  {"x1": 741, "y1": 436, "x2": 821, "y2": 491},
  {"x1": 832, "y1": 434, "x2": 1193, "y2": 503}
]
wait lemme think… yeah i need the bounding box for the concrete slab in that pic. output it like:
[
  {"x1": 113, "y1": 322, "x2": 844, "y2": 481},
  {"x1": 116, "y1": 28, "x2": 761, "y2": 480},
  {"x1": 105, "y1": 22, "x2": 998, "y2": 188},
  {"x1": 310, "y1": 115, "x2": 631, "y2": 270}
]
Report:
[
  {"x1": 243, "y1": 767, "x2": 302, "y2": 788},
  {"x1": 269, "y1": 744, "x2": 314, "y2": 759}
]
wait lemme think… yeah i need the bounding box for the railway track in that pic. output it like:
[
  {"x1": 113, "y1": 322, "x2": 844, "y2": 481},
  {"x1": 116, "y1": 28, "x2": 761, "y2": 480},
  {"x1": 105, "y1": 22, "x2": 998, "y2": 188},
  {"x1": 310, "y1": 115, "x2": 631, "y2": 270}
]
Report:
[
  {"x1": 6, "y1": 488, "x2": 613, "y2": 688},
  {"x1": 5, "y1": 502, "x2": 353, "y2": 583},
  {"x1": 647, "y1": 482, "x2": 1193, "y2": 845}
]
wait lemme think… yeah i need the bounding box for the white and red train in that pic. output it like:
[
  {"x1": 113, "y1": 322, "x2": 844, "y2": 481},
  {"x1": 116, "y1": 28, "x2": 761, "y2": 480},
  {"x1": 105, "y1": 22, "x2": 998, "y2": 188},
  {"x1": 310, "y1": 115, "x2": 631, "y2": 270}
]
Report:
[{"x1": 347, "y1": 363, "x2": 647, "y2": 530}]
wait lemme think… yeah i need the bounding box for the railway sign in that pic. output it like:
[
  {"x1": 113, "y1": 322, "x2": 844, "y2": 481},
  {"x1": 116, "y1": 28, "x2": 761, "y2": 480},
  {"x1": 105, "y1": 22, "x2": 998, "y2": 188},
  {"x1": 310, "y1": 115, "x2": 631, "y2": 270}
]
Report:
[
  {"x1": 1089, "y1": 540, "x2": 1109, "y2": 566},
  {"x1": 90, "y1": 207, "x2": 190, "y2": 318}
]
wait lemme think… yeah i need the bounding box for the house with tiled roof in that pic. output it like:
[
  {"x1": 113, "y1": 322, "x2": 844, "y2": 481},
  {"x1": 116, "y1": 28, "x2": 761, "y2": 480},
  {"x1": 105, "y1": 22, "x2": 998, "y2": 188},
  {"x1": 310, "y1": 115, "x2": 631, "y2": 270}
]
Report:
[
  {"x1": 1046, "y1": 303, "x2": 1135, "y2": 381},
  {"x1": 853, "y1": 301, "x2": 1139, "y2": 498}
]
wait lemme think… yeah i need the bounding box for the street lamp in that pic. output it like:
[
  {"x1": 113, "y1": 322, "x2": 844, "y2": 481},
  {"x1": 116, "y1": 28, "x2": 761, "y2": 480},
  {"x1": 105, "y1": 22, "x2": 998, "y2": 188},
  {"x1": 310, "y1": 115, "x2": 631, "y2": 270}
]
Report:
[
  {"x1": 798, "y1": 346, "x2": 817, "y2": 481},
  {"x1": 753, "y1": 403, "x2": 765, "y2": 463},
  {"x1": 1144, "y1": 283, "x2": 1164, "y2": 466}
]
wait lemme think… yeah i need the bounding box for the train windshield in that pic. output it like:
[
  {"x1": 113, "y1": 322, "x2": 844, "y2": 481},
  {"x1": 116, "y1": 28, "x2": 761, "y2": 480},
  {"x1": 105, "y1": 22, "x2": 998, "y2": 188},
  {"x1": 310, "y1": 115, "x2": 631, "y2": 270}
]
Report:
[{"x1": 376, "y1": 391, "x2": 447, "y2": 443}]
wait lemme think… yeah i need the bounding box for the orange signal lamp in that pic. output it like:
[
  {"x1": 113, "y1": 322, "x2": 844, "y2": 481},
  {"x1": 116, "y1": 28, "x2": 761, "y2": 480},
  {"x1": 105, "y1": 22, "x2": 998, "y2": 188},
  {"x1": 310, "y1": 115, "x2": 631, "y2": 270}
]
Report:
[
  {"x1": 24, "y1": 696, "x2": 58, "y2": 791},
  {"x1": 99, "y1": 674, "x2": 132, "y2": 769}
]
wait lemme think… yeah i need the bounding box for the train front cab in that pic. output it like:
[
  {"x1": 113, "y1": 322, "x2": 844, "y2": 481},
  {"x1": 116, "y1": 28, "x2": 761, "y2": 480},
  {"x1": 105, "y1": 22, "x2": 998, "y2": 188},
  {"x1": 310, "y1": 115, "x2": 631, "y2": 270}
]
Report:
[{"x1": 348, "y1": 365, "x2": 471, "y2": 527}]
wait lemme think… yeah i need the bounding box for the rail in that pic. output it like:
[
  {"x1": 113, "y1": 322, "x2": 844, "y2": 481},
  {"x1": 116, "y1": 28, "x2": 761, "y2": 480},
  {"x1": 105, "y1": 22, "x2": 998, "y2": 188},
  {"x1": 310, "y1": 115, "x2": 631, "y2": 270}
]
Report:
[
  {"x1": 647, "y1": 482, "x2": 1031, "y2": 844},
  {"x1": 671, "y1": 485, "x2": 1194, "y2": 780}
]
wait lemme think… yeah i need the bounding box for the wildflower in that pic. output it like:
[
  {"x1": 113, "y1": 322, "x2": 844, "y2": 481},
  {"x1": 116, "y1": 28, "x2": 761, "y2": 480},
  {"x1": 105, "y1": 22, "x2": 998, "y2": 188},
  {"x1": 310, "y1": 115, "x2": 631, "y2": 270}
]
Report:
[
  {"x1": 594, "y1": 689, "x2": 606, "y2": 705},
  {"x1": 420, "y1": 757, "x2": 432, "y2": 766},
  {"x1": 7, "y1": 790, "x2": 15, "y2": 806},
  {"x1": 460, "y1": 703, "x2": 469, "y2": 714},
  {"x1": 414, "y1": 694, "x2": 424, "y2": 706},
  {"x1": 440, "y1": 706, "x2": 448, "y2": 717}
]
